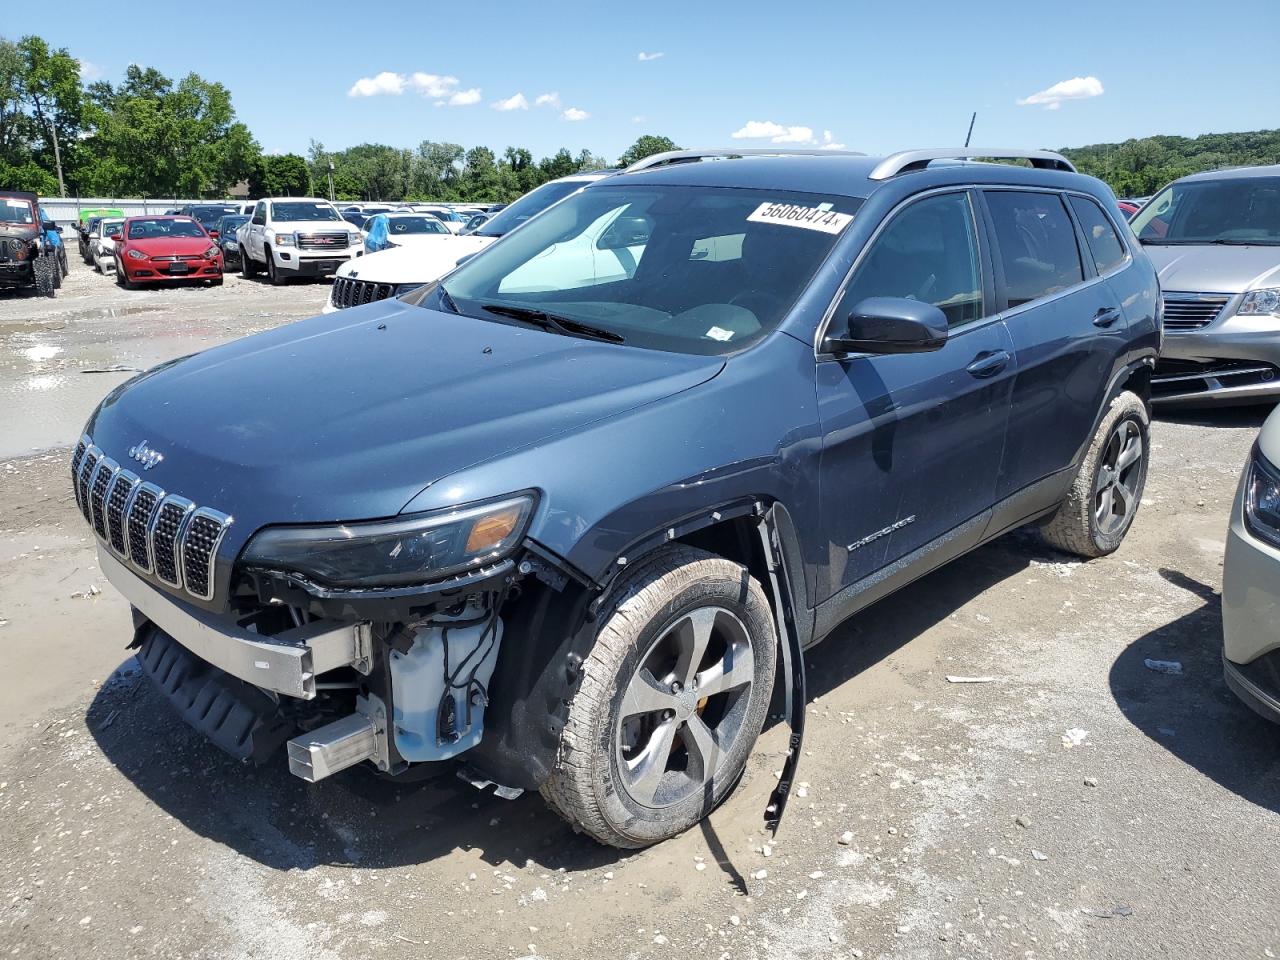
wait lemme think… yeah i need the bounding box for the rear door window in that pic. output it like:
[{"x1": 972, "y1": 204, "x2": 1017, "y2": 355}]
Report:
[
  {"x1": 985, "y1": 191, "x2": 1084, "y2": 308},
  {"x1": 1068, "y1": 195, "x2": 1128, "y2": 274}
]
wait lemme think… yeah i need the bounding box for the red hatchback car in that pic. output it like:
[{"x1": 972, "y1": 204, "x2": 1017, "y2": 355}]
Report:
[{"x1": 113, "y1": 215, "x2": 223, "y2": 289}]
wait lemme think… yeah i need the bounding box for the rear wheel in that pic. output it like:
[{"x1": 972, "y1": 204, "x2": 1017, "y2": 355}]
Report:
[
  {"x1": 542, "y1": 545, "x2": 776, "y2": 848},
  {"x1": 1040, "y1": 390, "x2": 1149, "y2": 558}
]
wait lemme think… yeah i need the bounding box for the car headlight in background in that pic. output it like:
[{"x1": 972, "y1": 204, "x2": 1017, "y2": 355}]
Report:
[
  {"x1": 204, "y1": 246, "x2": 219, "y2": 260},
  {"x1": 1244, "y1": 450, "x2": 1280, "y2": 550},
  {"x1": 273, "y1": 233, "x2": 296, "y2": 246},
  {"x1": 240, "y1": 494, "x2": 535, "y2": 588},
  {"x1": 126, "y1": 249, "x2": 147, "y2": 260},
  {"x1": 347, "y1": 232, "x2": 361, "y2": 246},
  {"x1": 1239, "y1": 288, "x2": 1280, "y2": 318}
]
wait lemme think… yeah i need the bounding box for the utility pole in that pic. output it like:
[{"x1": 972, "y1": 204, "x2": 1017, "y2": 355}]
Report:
[
  {"x1": 327, "y1": 160, "x2": 335, "y2": 202},
  {"x1": 964, "y1": 112, "x2": 977, "y2": 149}
]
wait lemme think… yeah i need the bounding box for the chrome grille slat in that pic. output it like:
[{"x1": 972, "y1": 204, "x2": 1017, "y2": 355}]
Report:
[
  {"x1": 70, "y1": 437, "x2": 88, "y2": 511},
  {"x1": 89, "y1": 457, "x2": 119, "y2": 538},
  {"x1": 127, "y1": 483, "x2": 163, "y2": 572},
  {"x1": 332, "y1": 276, "x2": 395, "y2": 310},
  {"x1": 297, "y1": 232, "x2": 348, "y2": 251},
  {"x1": 179, "y1": 508, "x2": 233, "y2": 601},
  {"x1": 77, "y1": 446, "x2": 101, "y2": 524},
  {"x1": 105, "y1": 469, "x2": 140, "y2": 557},
  {"x1": 1161, "y1": 293, "x2": 1230, "y2": 332},
  {"x1": 150, "y1": 495, "x2": 196, "y2": 588}
]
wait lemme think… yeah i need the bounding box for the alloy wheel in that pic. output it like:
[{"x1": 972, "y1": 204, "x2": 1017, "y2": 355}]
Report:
[
  {"x1": 1094, "y1": 418, "x2": 1144, "y2": 536},
  {"x1": 615, "y1": 606, "x2": 756, "y2": 809}
]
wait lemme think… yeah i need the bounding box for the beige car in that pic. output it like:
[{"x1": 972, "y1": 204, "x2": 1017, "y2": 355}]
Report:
[{"x1": 1223, "y1": 405, "x2": 1280, "y2": 723}]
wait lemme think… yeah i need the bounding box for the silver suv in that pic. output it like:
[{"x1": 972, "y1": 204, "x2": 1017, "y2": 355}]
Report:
[{"x1": 1133, "y1": 165, "x2": 1280, "y2": 405}]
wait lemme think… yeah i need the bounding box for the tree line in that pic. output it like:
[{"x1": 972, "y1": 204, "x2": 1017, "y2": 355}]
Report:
[{"x1": 5, "y1": 32, "x2": 1278, "y2": 203}]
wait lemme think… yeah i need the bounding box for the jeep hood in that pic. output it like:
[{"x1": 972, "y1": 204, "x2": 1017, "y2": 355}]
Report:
[
  {"x1": 85, "y1": 300, "x2": 724, "y2": 533},
  {"x1": 1144, "y1": 243, "x2": 1280, "y2": 294}
]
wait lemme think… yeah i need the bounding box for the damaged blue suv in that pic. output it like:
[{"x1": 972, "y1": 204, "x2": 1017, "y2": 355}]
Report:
[{"x1": 74, "y1": 148, "x2": 1160, "y2": 848}]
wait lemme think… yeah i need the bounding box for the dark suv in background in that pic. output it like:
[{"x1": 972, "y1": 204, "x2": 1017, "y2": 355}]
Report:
[{"x1": 73, "y1": 147, "x2": 1159, "y2": 848}]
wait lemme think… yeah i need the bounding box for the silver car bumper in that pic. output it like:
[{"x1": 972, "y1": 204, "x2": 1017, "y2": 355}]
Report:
[
  {"x1": 1155, "y1": 301, "x2": 1280, "y2": 406},
  {"x1": 100, "y1": 547, "x2": 371, "y2": 699}
]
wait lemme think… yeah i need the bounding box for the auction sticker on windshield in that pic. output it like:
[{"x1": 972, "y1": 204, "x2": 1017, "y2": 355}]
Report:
[{"x1": 747, "y1": 201, "x2": 853, "y2": 234}]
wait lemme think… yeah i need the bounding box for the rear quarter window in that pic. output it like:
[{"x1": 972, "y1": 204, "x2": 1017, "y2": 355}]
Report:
[
  {"x1": 1068, "y1": 195, "x2": 1128, "y2": 274},
  {"x1": 985, "y1": 191, "x2": 1084, "y2": 308}
]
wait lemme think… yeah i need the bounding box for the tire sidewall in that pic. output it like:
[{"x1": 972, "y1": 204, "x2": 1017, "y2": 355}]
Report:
[
  {"x1": 1085, "y1": 396, "x2": 1149, "y2": 553},
  {"x1": 583, "y1": 561, "x2": 776, "y2": 846}
]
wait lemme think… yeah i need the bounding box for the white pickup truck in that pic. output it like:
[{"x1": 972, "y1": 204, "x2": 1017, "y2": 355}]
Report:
[{"x1": 236, "y1": 197, "x2": 361, "y2": 284}]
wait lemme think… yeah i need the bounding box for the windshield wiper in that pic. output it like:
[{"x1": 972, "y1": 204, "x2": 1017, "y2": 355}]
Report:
[
  {"x1": 1204, "y1": 238, "x2": 1279, "y2": 246},
  {"x1": 479, "y1": 303, "x2": 626, "y2": 344}
]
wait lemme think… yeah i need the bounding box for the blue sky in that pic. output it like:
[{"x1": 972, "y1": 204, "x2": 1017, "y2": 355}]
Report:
[{"x1": 8, "y1": 0, "x2": 1273, "y2": 163}]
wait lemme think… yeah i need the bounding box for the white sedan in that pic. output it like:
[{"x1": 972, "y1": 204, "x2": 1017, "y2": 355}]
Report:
[{"x1": 91, "y1": 217, "x2": 125, "y2": 273}]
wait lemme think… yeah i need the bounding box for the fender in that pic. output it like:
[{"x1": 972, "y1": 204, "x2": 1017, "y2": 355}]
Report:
[{"x1": 1072, "y1": 354, "x2": 1155, "y2": 469}]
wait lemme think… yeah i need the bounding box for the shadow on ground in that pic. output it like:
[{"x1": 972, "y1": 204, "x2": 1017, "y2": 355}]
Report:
[{"x1": 1108, "y1": 568, "x2": 1280, "y2": 815}]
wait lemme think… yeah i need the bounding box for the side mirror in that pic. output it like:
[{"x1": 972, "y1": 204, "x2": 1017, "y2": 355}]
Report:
[
  {"x1": 455, "y1": 252, "x2": 479, "y2": 267},
  {"x1": 111, "y1": 234, "x2": 123, "y2": 243},
  {"x1": 823, "y1": 297, "x2": 948, "y2": 355},
  {"x1": 209, "y1": 229, "x2": 220, "y2": 239}
]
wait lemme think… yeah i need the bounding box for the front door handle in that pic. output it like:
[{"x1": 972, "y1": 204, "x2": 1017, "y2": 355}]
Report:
[
  {"x1": 966, "y1": 350, "x2": 1010, "y2": 379},
  {"x1": 1093, "y1": 307, "x2": 1121, "y2": 328}
]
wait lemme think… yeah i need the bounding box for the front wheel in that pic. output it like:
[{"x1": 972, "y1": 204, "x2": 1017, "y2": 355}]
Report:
[
  {"x1": 542, "y1": 545, "x2": 777, "y2": 848},
  {"x1": 33, "y1": 255, "x2": 56, "y2": 297},
  {"x1": 241, "y1": 248, "x2": 258, "y2": 279},
  {"x1": 266, "y1": 249, "x2": 287, "y2": 286},
  {"x1": 1040, "y1": 390, "x2": 1149, "y2": 558}
]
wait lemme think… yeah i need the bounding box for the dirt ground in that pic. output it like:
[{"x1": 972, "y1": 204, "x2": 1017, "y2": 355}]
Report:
[{"x1": 0, "y1": 261, "x2": 1277, "y2": 960}]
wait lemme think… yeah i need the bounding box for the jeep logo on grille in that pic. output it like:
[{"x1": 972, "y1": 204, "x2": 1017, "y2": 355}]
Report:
[{"x1": 128, "y1": 439, "x2": 164, "y2": 470}]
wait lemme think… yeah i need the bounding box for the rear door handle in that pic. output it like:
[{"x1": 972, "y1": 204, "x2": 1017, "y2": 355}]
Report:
[
  {"x1": 1093, "y1": 307, "x2": 1121, "y2": 328},
  {"x1": 966, "y1": 350, "x2": 1010, "y2": 379}
]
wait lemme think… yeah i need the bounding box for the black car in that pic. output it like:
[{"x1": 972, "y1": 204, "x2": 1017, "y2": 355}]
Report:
[
  {"x1": 212, "y1": 214, "x2": 250, "y2": 267},
  {"x1": 74, "y1": 147, "x2": 1159, "y2": 848},
  {"x1": 0, "y1": 190, "x2": 63, "y2": 297},
  {"x1": 179, "y1": 204, "x2": 241, "y2": 233}
]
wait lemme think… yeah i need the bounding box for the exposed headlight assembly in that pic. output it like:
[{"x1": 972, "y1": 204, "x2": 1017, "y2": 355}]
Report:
[
  {"x1": 1238, "y1": 288, "x2": 1280, "y2": 318},
  {"x1": 1244, "y1": 450, "x2": 1280, "y2": 550},
  {"x1": 126, "y1": 249, "x2": 147, "y2": 260},
  {"x1": 241, "y1": 494, "x2": 535, "y2": 588}
]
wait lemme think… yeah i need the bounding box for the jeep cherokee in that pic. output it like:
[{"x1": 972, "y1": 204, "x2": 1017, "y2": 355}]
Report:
[{"x1": 73, "y1": 147, "x2": 1160, "y2": 848}]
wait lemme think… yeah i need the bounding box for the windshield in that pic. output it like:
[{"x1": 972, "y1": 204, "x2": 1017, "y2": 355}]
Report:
[
  {"x1": 270, "y1": 201, "x2": 341, "y2": 222},
  {"x1": 188, "y1": 206, "x2": 238, "y2": 227},
  {"x1": 425, "y1": 184, "x2": 863, "y2": 356},
  {"x1": 127, "y1": 217, "x2": 207, "y2": 240},
  {"x1": 474, "y1": 180, "x2": 589, "y2": 237},
  {"x1": 217, "y1": 216, "x2": 249, "y2": 233},
  {"x1": 0, "y1": 197, "x2": 36, "y2": 225},
  {"x1": 389, "y1": 216, "x2": 449, "y2": 235},
  {"x1": 100, "y1": 219, "x2": 124, "y2": 236},
  {"x1": 1132, "y1": 177, "x2": 1280, "y2": 245}
]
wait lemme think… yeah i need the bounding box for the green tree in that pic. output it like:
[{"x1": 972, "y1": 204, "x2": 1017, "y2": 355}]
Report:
[
  {"x1": 618, "y1": 134, "x2": 678, "y2": 168},
  {"x1": 12, "y1": 36, "x2": 84, "y2": 196},
  {"x1": 249, "y1": 153, "x2": 311, "y2": 197}
]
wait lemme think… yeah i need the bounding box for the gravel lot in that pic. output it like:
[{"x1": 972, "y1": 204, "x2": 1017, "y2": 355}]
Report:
[{"x1": 1, "y1": 261, "x2": 1277, "y2": 959}]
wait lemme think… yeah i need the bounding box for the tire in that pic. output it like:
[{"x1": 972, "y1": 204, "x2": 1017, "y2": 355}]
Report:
[
  {"x1": 241, "y1": 248, "x2": 258, "y2": 279},
  {"x1": 266, "y1": 248, "x2": 287, "y2": 286},
  {"x1": 541, "y1": 545, "x2": 777, "y2": 848},
  {"x1": 52, "y1": 252, "x2": 64, "y2": 289},
  {"x1": 59, "y1": 249, "x2": 68, "y2": 278},
  {"x1": 33, "y1": 255, "x2": 56, "y2": 298},
  {"x1": 1040, "y1": 390, "x2": 1149, "y2": 558}
]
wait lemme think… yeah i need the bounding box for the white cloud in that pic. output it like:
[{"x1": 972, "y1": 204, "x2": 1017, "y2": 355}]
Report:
[
  {"x1": 731, "y1": 120, "x2": 819, "y2": 145},
  {"x1": 348, "y1": 71, "x2": 406, "y2": 97},
  {"x1": 562, "y1": 107, "x2": 589, "y2": 122},
  {"x1": 1017, "y1": 75, "x2": 1104, "y2": 109},
  {"x1": 820, "y1": 130, "x2": 847, "y2": 150},
  {"x1": 637, "y1": 51, "x2": 664, "y2": 62},
  {"x1": 492, "y1": 92, "x2": 529, "y2": 111},
  {"x1": 409, "y1": 72, "x2": 460, "y2": 98},
  {"x1": 78, "y1": 59, "x2": 102, "y2": 82},
  {"x1": 534, "y1": 92, "x2": 561, "y2": 108},
  {"x1": 448, "y1": 87, "x2": 482, "y2": 106},
  {"x1": 632, "y1": 115, "x2": 646, "y2": 124}
]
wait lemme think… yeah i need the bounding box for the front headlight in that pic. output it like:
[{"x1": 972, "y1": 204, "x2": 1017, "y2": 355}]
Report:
[
  {"x1": 126, "y1": 249, "x2": 147, "y2": 260},
  {"x1": 204, "y1": 246, "x2": 219, "y2": 259},
  {"x1": 1245, "y1": 451, "x2": 1280, "y2": 550},
  {"x1": 273, "y1": 233, "x2": 295, "y2": 246},
  {"x1": 1239, "y1": 288, "x2": 1280, "y2": 318},
  {"x1": 347, "y1": 232, "x2": 361, "y2": 246},
  {"x1": 240, "y1": 494, "x2": 535, "y2": 588}
]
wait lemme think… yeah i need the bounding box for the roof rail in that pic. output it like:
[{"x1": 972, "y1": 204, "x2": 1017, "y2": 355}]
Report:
[
  {"x1": 624, "y1": 147, "x2": 867, "y2": 173},
  {"x1": 867, "y1": 148, "x2": 1077, "y2": 181}
]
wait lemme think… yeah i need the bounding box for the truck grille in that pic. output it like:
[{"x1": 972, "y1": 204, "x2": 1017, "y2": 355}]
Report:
[
  {"x1": 71, "y1": 434, "x2": 232, "y2": 602},
  {"x1": 297, "y1": 232, "x2": 349, "y2": 251},
  {"x1": 331, "y1": 276, "x2": 395, "y2": 309},
  {"x1": 1161, "y1": 293, "x2": 1230, "y2": 332}
]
